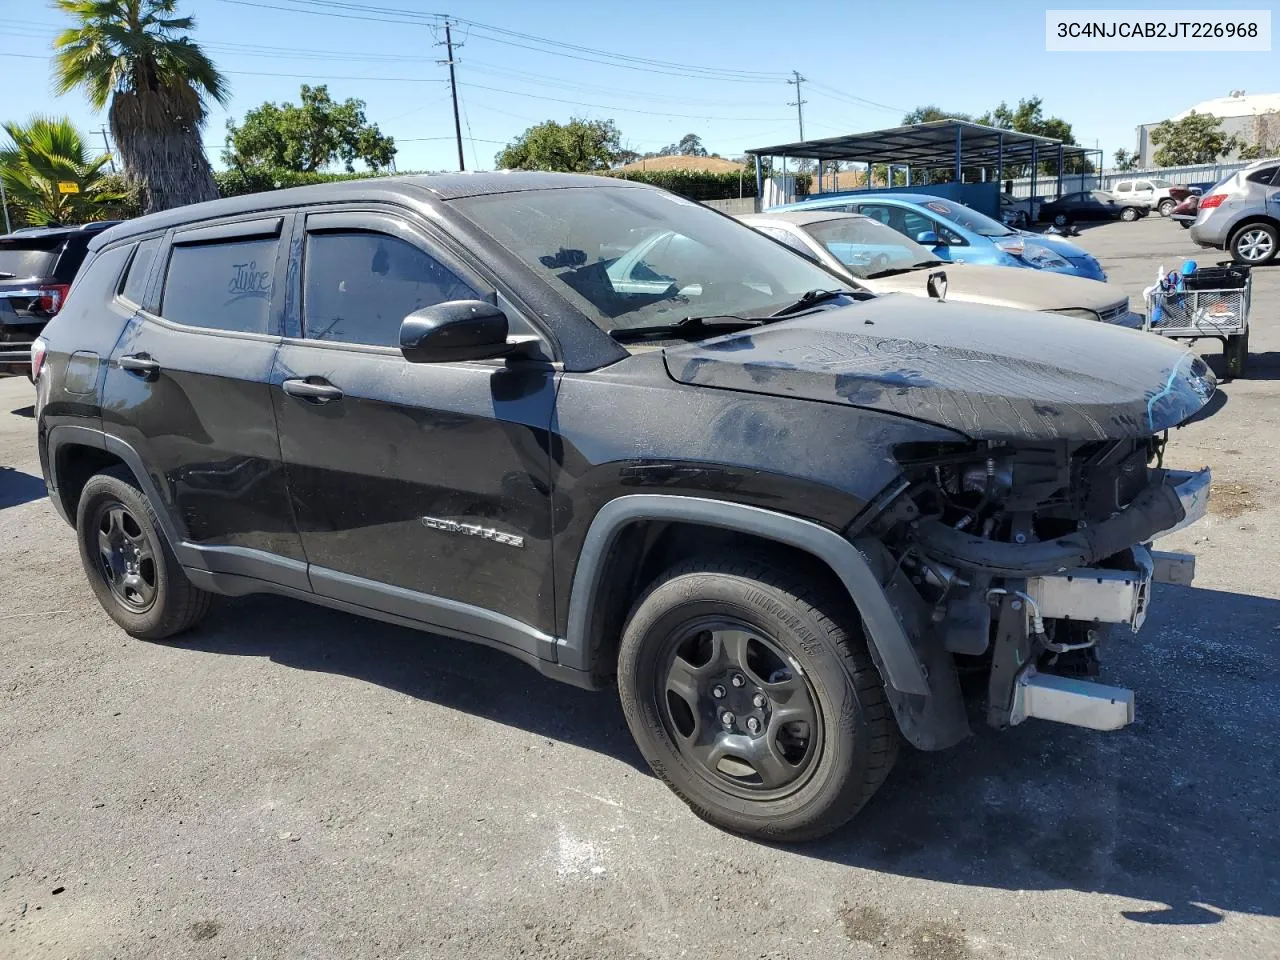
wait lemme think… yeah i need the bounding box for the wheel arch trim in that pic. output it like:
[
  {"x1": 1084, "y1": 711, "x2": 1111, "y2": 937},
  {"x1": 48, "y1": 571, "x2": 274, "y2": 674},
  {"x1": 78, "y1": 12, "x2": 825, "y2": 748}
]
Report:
[{"x1": 561, "y1": 494, "x2": 930, "y2": 696}]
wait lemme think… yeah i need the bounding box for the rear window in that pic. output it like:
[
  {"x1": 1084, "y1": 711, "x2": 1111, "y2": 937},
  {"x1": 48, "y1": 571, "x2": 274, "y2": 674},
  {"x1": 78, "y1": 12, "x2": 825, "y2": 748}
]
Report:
[
  {"x1": 0, "y1": 236, "x2": 63, "y2": 280},
  {"x1": 1246, "y1": 166, "x2": 1279, "y2": 185},
  {"x1": 160, "y1": 237, "x2": 279, "y2": 334}
]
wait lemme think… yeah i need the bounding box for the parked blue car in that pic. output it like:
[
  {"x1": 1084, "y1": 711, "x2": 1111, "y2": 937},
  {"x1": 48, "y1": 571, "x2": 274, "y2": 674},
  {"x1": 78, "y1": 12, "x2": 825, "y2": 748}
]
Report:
[{"x1": 773, "y1": 192, "x2": 1107, "y2": 282}]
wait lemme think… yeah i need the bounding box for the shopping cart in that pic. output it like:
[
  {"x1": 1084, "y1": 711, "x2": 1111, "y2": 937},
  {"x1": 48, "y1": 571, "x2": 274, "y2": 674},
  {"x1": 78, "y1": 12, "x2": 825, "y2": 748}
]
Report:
[{"x1": 1144, "y1": 262, "x2": 1253, "y2": 378}]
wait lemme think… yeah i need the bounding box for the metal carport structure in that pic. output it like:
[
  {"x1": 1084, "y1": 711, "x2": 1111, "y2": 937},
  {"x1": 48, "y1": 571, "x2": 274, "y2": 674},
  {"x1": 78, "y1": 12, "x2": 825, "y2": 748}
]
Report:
[{"x1": 749, "y1": 119, "x2": 1102, "y2": 207}]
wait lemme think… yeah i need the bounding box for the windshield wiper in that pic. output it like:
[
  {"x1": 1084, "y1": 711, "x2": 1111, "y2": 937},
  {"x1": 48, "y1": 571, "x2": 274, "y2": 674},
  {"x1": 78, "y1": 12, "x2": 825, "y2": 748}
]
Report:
[
  {"x1": 768, "y1": 288, "x2": 855, "y2": 317},
  {"x1": 608, "y1": 314, "x2": 763, "y2": 343}
]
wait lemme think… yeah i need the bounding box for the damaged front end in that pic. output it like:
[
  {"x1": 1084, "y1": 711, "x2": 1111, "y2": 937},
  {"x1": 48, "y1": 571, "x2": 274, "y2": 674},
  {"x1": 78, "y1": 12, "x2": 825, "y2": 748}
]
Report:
[{"x1": 850, "y1": 434, "x2": 1210, "y2": 746}]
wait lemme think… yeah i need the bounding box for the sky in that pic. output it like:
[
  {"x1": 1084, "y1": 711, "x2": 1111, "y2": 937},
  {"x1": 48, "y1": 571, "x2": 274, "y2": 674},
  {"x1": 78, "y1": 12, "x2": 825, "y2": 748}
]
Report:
[{"x1": 1, "y1": 0, "x2": 1276, "y2": 173}]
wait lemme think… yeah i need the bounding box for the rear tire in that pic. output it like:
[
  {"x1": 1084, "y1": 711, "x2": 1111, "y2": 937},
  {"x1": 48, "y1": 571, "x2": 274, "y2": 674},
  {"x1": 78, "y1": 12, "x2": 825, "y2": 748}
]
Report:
[
  {"x1": 1158, "y1": 199, "x2": 1176, "y2": 217},
  {"x1": 1121, "y1": 206, "x2": 1139, "y2": 222},
  {"x1": 617, "y1": 555, "x2": 898, "y2": 841},
  {"x1": 1229, "y1": 223, "x2": 1278, "y2": 265},
  {"x1": 1179, "y1": 219, "x2": 1192, "y2": 230},
  {"x1": 76, "y1": 466, "x2": 212, "y2": 640},
  {"x1": 1224, "y1": 330, "x2": 1249, "y2": 379}
]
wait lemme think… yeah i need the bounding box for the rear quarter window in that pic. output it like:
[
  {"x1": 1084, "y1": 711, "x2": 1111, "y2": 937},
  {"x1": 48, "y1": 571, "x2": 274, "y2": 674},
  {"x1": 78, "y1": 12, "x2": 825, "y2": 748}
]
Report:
[{"x1": 119, "y1": 237, "x2": 163, "y2": 308}]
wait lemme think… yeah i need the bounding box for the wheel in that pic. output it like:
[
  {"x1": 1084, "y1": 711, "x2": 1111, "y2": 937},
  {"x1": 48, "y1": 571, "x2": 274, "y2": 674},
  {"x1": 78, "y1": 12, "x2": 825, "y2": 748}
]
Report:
[
  {"x1": 1224, "y1": 330, "x2": 1249, "y2": 378},
  {"x1": 1053, "y1": 213, "x2": 1068, "y2": 228},
  {"x1": 1158, "y1": 199, "x2": 1176, "y2": 216},
  {"x1": 617, "y1": 555, "x2": 898, "y2": 841},
  {"x1": 1179, "y1": 219, "x2": 1192, "y2": 230},
  {"x1": 1121, "y1": 206, "x2": 1139, "y2": 222},
  {"x1": 76, "y1": 466, "x2": 212, "y2": 639},
  {"x1": 1229, "y1": 223, "x2": 1278, "y2": 265}
]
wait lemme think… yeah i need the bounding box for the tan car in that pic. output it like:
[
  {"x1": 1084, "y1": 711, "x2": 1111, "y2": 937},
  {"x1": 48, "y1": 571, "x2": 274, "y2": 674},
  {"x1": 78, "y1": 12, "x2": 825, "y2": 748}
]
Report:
[{"x1": 739, "y1": 210, "x2": 1137, "y2": 327}]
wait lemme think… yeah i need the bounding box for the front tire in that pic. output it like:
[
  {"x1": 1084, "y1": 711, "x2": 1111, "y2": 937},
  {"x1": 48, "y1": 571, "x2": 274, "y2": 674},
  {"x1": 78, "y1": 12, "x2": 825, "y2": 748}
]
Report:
[
  {"x1": 76, "y1": 467, "x2": 212, "y2": 640},
  {"x1": 1053, "y1": 213, "x2": 1068, "y2": 228},
  {"x1": 1121, "y1": 206, "x2": 1139, "y2": 222},
  {"x1": 617, "y1": 556, "x2": 898, "y2": 841},
  {"x1": 1229, "y1": 223, "x2": 1278, "y2": 265}
]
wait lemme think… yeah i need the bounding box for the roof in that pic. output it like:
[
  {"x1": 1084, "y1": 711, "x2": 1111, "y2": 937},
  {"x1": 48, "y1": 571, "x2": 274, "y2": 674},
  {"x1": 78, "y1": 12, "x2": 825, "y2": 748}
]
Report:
[
  {"x1": 613, "y1": 154, "x2": 744, "y2": 174},
  {"x1": 90, "y1": 171, "x2": 646, "y2": 249},
  {"x1": 1172, "y1": 92, "x2": 1280, "y2": 120},
  {"x1": 749, "y1": 119, "x2": 1092, "y2": 166},
  {"x1": 742, "y1": 210, "x2": 867, "y2": 226},
  {"x1": 0, "y1": 221, "x2": 120, "y2": 242}
]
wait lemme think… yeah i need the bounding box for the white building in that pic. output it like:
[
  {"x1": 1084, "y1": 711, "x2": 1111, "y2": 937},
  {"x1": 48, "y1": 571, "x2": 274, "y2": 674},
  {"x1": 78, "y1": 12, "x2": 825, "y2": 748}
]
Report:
[{"x1": 1136, "y1": 91, "x2": 1280, "y2": 166}]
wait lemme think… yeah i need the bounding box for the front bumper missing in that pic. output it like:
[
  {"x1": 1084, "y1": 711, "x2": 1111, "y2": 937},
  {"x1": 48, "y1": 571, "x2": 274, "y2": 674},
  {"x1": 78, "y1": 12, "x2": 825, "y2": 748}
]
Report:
[{"x1": 1022, "y1": 468, "x2": 1208, "y2": 633}]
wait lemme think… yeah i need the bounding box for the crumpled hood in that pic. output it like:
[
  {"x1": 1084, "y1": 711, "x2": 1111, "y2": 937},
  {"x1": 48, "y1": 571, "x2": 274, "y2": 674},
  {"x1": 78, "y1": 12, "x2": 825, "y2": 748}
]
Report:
[{"x1": 663, "y1": 297, "x2": 1216, "y2": 441}]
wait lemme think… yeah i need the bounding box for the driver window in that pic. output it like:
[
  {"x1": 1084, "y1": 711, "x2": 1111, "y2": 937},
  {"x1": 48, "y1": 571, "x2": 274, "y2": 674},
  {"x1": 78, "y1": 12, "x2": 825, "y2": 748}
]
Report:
[{"x1": 302, "y1": 230, "x2": 478, "y2": 347}]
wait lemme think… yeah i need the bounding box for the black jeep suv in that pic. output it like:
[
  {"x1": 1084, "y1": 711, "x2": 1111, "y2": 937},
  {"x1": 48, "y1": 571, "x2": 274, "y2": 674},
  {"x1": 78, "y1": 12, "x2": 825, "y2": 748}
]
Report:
[
  {"x1": 34, "y1": 173, "x2": 1216, "y2": 840},
  {"x1": 0, "y1": 221, "x2": 120, "y2": 344}
]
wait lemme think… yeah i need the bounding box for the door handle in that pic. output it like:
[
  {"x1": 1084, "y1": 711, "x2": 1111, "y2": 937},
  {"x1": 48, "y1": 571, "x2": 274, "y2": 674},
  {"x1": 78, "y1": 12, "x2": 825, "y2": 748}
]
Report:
[
  {"x1": 282, "y1": 378, "x2": 344, "y2": 403},
  {"x1": 118, "y1": 353, "x2": 160, "y2": 377}
]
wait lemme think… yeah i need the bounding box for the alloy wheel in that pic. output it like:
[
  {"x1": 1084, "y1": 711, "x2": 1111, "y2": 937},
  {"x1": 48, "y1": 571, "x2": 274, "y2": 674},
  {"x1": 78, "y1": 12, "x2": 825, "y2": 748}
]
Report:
[
  {"x1": 659, "y1": 618, "x2": 822, "y2": 799},
  {"x1": 93, "y1": 501, "x2": 157, "y2": 612},
  {"x1": 1235, "y1": 228, "x2": 1275, "y2": 262}
]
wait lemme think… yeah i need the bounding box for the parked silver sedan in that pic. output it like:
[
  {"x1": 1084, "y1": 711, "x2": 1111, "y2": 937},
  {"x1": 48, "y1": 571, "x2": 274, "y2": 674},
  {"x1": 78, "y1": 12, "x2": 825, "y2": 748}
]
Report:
[
  {"x1": 1190, "y1": 157, "x2": 1280, "y2": 264},
  {"x1": 740, "y1": 210, "x2": 1138, "y2": 326}
]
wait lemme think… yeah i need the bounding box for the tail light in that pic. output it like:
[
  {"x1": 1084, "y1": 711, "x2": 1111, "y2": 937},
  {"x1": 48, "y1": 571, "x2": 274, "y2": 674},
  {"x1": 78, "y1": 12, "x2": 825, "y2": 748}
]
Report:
[
  {"x1": 1199, "y1": 194, "x2": 1227, "y2": 210},
  {"x1": 30, "y1": 337, "x2": 48, "y2": 382},
  {"x1": 36, "y1": 283, "x2": 71, "y2": 315}
]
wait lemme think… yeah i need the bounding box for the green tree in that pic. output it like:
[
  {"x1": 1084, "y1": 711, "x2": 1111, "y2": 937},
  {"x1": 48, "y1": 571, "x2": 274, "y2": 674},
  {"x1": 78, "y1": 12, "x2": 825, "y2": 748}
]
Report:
[
  {"x1": 0, "y1": 115, "x2": 128, "y2": 226},
  {"x1": 495, "y1": 118, "x2": 622, "y2": 172},
  {"x1": 1150, "y1": 111, "x2": 1240, "y2": 166},
  {"x1": 52, "y1": 0, "x2": 228, "y2": 213},
  {"x1": 1113, "y1": 148, "x2": 1140, "y2": 171},
  {"x1": 901, "y1": 105, "x2": 971, "y2": 125},
  {"x1": 224, "y1": 84, "x2": 396, "y2": 174},
  {"x1": 659, "y1": 132, "x2": 708, "y2": 157}
]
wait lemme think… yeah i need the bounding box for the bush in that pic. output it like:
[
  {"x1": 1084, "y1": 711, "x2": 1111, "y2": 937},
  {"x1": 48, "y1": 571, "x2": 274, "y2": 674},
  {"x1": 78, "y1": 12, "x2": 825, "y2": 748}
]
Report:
[
  {"x1": 599, "y1": 167, "x2": 810, "y2": 200},
  {"x1": 213, "y1": 167, "x2": 416, "y2": 198},
  {"x1": 95, "y1": 173, "x2": 144, "y2": 220}
]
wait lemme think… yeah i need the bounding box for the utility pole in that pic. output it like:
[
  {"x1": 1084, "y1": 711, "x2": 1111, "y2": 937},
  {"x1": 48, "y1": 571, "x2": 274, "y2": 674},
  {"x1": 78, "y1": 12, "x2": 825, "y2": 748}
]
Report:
[
  {"x1": 99, "y1": 127, "x2": 116, "y2": 173},
  {"x1": 787, "y1": 70, "x2": 807, "y2": 141},
  {"x1": 437, "y1": 18, "x2": 465, "y2": 172}
]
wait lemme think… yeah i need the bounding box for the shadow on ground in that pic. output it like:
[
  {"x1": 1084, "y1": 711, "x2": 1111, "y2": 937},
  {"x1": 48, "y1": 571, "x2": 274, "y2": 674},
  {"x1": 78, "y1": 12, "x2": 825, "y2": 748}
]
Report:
[
  {"x1": 0, "y1": 466, "x2": 46, "y2": 509},
  {"x1": 177, "y1": 581, "x2": 1280, "y2": 925}
]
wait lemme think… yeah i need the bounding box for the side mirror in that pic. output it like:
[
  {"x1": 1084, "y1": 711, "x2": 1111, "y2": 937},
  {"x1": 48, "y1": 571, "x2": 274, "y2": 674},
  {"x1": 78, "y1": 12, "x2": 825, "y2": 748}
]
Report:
[
  {"x1": 400, "y1": 300, "x2": 514, "y2": 363},
  {"x1": 915, "y1": 230, "x2": 941, "y2": 246}
]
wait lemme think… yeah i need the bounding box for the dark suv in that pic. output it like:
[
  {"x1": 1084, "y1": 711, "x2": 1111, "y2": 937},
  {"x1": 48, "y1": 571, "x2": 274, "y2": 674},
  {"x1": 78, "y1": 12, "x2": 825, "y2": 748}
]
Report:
[
  {"x1": 34, "y1": 173, "x2": 1217, "y2": 840},
  {"x1": 0, "y1": 222, "x2": 120, "y2": 344}
]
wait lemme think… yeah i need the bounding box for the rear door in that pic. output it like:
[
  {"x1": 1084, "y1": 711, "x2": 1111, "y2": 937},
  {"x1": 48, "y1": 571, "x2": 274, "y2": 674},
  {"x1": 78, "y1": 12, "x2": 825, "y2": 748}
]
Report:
[
  {"x1": 271, "y1": 207, "x2": 559, "y2": 641},
  {"x1": 102, "y1": 215, "x2": 305, "y2": 586}
]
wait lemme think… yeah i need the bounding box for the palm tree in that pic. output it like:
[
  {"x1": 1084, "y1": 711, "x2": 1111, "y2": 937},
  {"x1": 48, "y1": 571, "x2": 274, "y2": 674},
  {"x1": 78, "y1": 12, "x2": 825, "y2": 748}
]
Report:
[
  {"x1": 0, "y1": 116, "x2": 129, "y2": 226},
  {"x1": 52, "y1": 0, "x2": 228, "y2": 213}
]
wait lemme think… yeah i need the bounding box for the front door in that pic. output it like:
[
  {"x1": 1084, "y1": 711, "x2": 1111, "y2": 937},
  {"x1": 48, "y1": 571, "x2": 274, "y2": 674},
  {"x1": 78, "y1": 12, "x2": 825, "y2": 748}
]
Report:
[
  {"x1": 102, "y1": 217, "x2": 305, "y2": 585},
  {"x1": 271, "y1": 209, "x2": 559, "y2": 643}
]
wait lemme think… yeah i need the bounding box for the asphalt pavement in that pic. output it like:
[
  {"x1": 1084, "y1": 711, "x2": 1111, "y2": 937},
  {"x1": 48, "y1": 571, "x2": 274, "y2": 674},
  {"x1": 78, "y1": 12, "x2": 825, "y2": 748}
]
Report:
[{"x1": 1, "y1": 216, "x2": 1277, "y2": 959}]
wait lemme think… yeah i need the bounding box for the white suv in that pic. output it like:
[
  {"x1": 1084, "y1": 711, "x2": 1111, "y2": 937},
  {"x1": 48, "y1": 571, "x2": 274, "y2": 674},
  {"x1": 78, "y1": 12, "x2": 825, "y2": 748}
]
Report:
[{"x1": 1113, "y1": 178, "x2": 1179, "y2": 216}]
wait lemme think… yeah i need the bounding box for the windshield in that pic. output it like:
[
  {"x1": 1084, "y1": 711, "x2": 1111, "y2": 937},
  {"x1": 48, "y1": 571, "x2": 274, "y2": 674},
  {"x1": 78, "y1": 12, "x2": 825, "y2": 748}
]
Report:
[
  {"x1": 914, "y1": 198, "x2": 1013, "y2": 237},
  {"x1": 0, "y1": 237, "x2": 62, "y2": 279},
  {"x1": 802, "y1": 217, "x2": 938, "y2": 278},
  {"x1": 452, "y1": 186, "x2": 846, "y2": 332}
]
